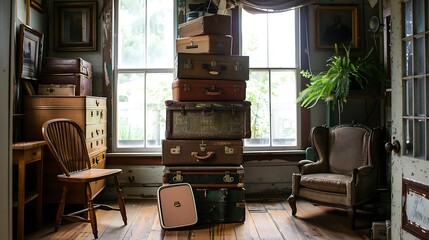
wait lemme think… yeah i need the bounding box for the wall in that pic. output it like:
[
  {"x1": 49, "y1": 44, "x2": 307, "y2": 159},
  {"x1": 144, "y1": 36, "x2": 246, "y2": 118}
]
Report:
[{"x1": 1, "y1": 0, "x2": 12, "y2": 238}]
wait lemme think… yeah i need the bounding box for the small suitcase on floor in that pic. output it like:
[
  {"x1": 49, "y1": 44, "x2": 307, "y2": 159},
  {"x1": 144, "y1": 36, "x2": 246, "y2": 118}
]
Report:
[
  {"x1": 41, "y1": 73, "x2": 92, "y2": 96},
  {"x1": 162, "y1": 165, "x2": 244, "y2": 188},
  {"x1": 193, "y1": 188, "x2": 245, "y2": 224},
  {"x1": 157, "y1": 183, "x2": 198, "y2": 229},
  {"x1": 162, "y1": 139, "x2": 243, "y2": 166},
  {"x1": 165, "y1": 100, "x2": 251, "y2": 140},
  {"x1": 42, "y1": 57, "x2": 93, "y2": 78},
  {"x1": 176, "y1": 35, "x2": 232, "y2": 55},
  {"x1": 172, "y1": 79, "x2": 246, "y2": 101},
  {"x1": 175, "y1": 53, "x2": 249, "y2": 81},
  {"x1": 178, "y1": 14, "x2": 231, "y2": 38}
]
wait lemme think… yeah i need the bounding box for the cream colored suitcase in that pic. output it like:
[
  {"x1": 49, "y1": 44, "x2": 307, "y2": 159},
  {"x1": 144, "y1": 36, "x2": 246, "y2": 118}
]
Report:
[{"x1": 157, "y1": 183, "x2": 198, "y2": 229}]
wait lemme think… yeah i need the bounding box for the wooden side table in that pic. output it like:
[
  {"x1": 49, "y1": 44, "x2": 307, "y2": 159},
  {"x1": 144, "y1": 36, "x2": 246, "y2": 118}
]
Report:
[{"x1": 12, "y1": 141, "x2": 45, "y2": 240}]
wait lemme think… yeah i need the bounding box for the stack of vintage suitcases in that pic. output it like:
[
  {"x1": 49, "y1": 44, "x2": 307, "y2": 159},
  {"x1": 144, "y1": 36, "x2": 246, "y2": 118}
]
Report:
[{"x1": 158, "y1": 14, "x2": 251, "y2": 228}]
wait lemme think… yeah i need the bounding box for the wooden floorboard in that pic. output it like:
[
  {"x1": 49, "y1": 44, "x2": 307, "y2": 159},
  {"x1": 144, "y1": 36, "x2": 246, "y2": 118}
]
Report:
[{"x1": 27, "y1": 199, "x2": 373, "y2": 240}]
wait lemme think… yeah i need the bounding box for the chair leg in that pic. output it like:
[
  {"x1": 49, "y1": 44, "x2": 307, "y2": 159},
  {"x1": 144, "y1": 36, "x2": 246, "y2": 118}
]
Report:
[
  {"x1": 347, "y1": 207, "x2": 356, "y2": 229},
  {"x1": 86, "y1": 183, "x2": 98, "y2": 239},
  {"x1": 287, "y1": 194, "x2": 297, "y2": 216},
  {"x1": 114, "y1": 176, "x2": 127, "y2": 225},
  {"x1": 55, "y1": 183, "x2": 68, "y2": 232}
]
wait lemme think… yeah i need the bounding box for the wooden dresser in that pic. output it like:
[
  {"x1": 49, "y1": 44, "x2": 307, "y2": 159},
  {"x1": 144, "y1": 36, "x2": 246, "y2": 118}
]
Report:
[{"x1": 23, "y1": 96, "x2": 107, "y2": 204}]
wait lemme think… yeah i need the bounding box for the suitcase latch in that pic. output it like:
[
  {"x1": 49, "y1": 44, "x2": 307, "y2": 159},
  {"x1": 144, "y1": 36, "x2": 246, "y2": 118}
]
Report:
[
  {"x1": 225, "y1": 146, "x2": 234, "y2": 154},
  {"x1": 223, "y1": 171, "x2": 234, "y2": 183},
  {"x1": 173, "y1": 201, "x2": 181, "y2": 207},
  {"x1": 199, "y1": 143, "x2": 206, "y2": 151},
  {"x1": 233, "y1": 84, "x2": 239, "y2": 92},
  {"x1": 170, "y1": 146, "x2": 181, "y2": 154},
  {"x1": 184, "y1": 59, "x2": 192, "y2": 69},
  {"x1": 234, "y1": 60, "x2": 242, "y2": 72},
  {"x1": 184, "y1": 84, "x2": 191, "y2": 92},
  {"x1": 173, "y1": 171, "x2": 183, "y2": 182}
]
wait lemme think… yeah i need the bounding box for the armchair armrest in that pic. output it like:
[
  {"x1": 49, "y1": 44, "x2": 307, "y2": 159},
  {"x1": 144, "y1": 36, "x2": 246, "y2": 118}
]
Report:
[
  {"x1": 351, "y1": 165, "x2": 375, "y2": 186},
  {"x1": 300, "y1": 160, "x2": 327, "y2": 175}
]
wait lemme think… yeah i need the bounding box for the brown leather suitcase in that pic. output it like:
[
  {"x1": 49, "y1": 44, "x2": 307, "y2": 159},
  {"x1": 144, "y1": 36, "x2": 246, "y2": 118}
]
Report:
[
  {"x1": 41, "y1": 73, "x2": 92, "y2": 96},
  {"x1": 176, "y1": 35, "x2": 232, "y2": 55},
  {"x1": 157, "y1": 183, "x2": 198, "y2": 229},
  {"x1": 178, "y1": 14, "x2": 231, "y2": 38},
  {"x1": 165, "y1": 100, "x2": 251, "y2": 140},
  {"x1": 162, "y1": 165, "x2": 244, "y2": 188},
  {"x1": 175, "y1": 53, "x2": 249, "y2": 81},
  {"x1": 172, "y1": 79, "x2": 246, "y2": 101},
  {"x1": 42, "y1": 57, "x2": 93, "y2": 78},
  {"x1": 162, "y1": 139, "x2": 243, "y2": 166}
]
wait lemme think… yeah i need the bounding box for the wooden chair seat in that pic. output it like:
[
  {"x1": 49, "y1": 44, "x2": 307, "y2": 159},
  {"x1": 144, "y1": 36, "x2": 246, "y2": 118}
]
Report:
[{"x1": 57, "y1": 168, "x2": 122, "y2": 183}]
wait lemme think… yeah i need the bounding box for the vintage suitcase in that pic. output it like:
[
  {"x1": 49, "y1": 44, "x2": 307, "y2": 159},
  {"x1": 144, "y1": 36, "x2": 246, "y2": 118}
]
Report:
[
  {"x1": 162, "y1": 165, "x2": 244, "y2": 188},
  {"x1": 157, "y1": 183, "x2": 198, "y2": 229},
  {"x1": 193, "y1": 188, "x2": 245, "y2": 224},
  {"x1": 175, "y1": 53, "x2": 249, "y2": 81},
  {"x1": 41, "y1": 73, "x2": 92, "y2": 96},
  {"x1": 38, "y1": 84, "x2": 76, "y2": 96},
  {"x1": 178, "y1": 14, "x2": 231, "y2": 38},
  {"x1": 172, "y1": 79, "x2": 246, "y2": 101},
  {"x1": 42, "y1": 57, "x2": 93, "y2": 78},
  {"x1": 162, "y1": 139, "x2": 243, "y2": 166},
  {"x1": 165, "y1": 100, "x2": 251, "y2": 140},
  {"x1": 176, "y1": 35, "x2": 232, "y2": 55}
]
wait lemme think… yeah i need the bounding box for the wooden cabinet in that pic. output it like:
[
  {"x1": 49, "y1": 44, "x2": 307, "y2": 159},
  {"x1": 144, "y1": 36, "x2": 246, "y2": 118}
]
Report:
[
  {"x1": 12, "y1": 141, "x2": 45, "y2": 240},
  {"x1": 23, "y1": 96, "x2": 107, "y2": 204}
]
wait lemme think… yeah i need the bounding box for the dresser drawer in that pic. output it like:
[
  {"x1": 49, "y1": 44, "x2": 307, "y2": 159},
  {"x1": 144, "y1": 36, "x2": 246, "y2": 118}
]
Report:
[
  {"x1": 87, "y1": 137, "x2": 106, "y2": 154},
  {"x1": 89, "y1": 149, "x2": 107, "y2": 197},
  {"x1": 86, "y1": 108, "x2": 107, "y2": 124},
  {"x1": 86, "y1": 97, "x2": 106, "y2": 108},
  {"x1": 86, "y1": 123, "x2": 107, "y2": 140}
]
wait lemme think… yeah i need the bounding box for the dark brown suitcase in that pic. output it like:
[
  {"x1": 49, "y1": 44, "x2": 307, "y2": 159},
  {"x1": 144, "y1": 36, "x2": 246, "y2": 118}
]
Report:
[
  {"x1": 175, "y1": 53, "x2": 249, "y2": 81},
  {"x1": 176, "y1": 35, "x2": 232, "y2": 55},
  {"x1": 157, "y1": 183, "x2": 198, "y2": 229},
  {"x1": 40, "y1": 73, "x2": 92, "y2": 96},
  {"x1": 162, "y1": 139, "x2": 243, "y2": 166},
  {"x1": 193, "y1": 188, "x2": 245, "y2": 224},
  {"x1": 165, "y1": 100, "x2": 251, "y2": 140},
  {"x1": 162, "y1": 166, "x2": 244, "y2": 188},
  {"x1": 178, "y1": 14, "x2": 231, "y2": 38},
  {"x1": 172, "y1": 79, "x2": 246, "y2": 101},
  {"x1": 42, "y1": 57, "x2": 93, "y2": 78}
]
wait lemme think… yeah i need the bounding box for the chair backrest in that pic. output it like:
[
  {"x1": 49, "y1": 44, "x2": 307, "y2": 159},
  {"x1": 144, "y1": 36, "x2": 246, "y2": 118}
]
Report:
[
  {"x1": 42, "y1": 118, "x2": 91, "y2": 177},
  {"x1": 311, "y1": 123, "x2": 380, "y2": 175}
]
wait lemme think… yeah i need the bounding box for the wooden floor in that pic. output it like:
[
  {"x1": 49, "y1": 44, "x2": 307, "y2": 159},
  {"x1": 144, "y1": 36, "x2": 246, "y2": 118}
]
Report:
[{"x1": 27, "y1": 199, "x2": 374, "y2": 240}]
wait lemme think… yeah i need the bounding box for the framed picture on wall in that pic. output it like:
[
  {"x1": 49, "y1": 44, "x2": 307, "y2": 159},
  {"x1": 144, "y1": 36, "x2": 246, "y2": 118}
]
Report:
[
  {"x1": 17, "y1": 24, "x2": 44, "y2": 81},
  {"x1": 53, "y1": 1, "x2": 97, "y2": 51},
  {"x1": 30, "y1": 0, "x2": 45, "y2": 12},
  {"x1": 315, "y1": 5, "x2": 359, "y2": 50}
]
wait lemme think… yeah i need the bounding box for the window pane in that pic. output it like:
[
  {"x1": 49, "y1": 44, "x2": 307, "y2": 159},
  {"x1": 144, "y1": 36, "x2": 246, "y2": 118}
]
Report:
[
  {"x1": 415, "y1": 77, "x2": 425, "y2": 116},
  {"x1": 415, "y1": 119, "x2": 425, "y2": 158},
  {"x1": 145, "y1": 73, "x2": 173, "y2": 147},
  {"x1": 403, "y1": 40, "x2": 413, "y2": 77},
  {"x1": 271, "y1": 70, "x2": 297, "y2": 146},
  {"x1": 414, "y1": 0, "x2": 424, "y2": 33},
  {"x1": 267, "y1": 11, "x2": 296, "y2": 68},
  {"x1": 147, "y1": 0, "x2": 174, "y2": 68},
  {"x1": 245, "y1": 70, "x2": 270, "y2": 146},
  {"x1": 415, "y1": 37, "x2": 424, "y2": 75},
  {"x1": 404, "y1": 119, "x2": 413, "y2": 156},
  {"x1": 242, "y1": 10, "x2": 268, "y2": 68},
  {"x1": 404, "y1": 79, "x2": 413, "y2": 116},
  {"x1": 404, "y1": 0, "x2": 413, "y2": 37},
  {"x1": 118, "y1": 0, "x2": 146, "y2": 68},
  {"x1": 117, "y1": 73, "x2": 145, "y2": 147}
]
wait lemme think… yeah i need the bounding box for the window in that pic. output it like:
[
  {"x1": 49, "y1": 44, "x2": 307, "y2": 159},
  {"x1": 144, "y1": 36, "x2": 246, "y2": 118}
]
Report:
[
  {"x1": 241, "y1": 8, "x2": 299, "y2": 150},
  {"x1": 113, "y1": 2, "x2": 300, "y2": 152},
  {"x1": 114, "y1": 0, "x2": 175, "y2": 152}
]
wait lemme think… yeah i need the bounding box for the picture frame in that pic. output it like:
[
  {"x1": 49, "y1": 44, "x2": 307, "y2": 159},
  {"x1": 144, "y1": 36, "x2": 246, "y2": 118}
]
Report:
[
  {"x1": 30, "y1": 0, "x2": 45, "y2": 13},
  {"x1": 17, "y1": 24, "x2": 44, "y2": 81},
  {"x1": 53, "y1": 1, "x2": 97, "y2": 51},
  {"x1": 402, "y1": 178, "x2": 429, "y2": 240},
  {"x1": 315, "y1": 5, "x2": 359, "y2": 50}
]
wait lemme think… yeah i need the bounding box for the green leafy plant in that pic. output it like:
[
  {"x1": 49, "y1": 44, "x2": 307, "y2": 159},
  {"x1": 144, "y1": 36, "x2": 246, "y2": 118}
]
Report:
[{"x1": 297, "y1": 44, "x2": 385, "y2": 112}]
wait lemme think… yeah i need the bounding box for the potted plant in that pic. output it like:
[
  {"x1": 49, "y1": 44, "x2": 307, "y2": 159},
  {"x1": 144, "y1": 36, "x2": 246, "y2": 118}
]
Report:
[{"x1": 297, "y1": 44, "x2": 385, "y2": 123}]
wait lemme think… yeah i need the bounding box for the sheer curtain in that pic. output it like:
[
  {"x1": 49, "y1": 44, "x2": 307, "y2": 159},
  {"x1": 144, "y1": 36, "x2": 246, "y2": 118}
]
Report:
[{"x1": 238, "y1": 0, "x2": 315, "y2": 13}]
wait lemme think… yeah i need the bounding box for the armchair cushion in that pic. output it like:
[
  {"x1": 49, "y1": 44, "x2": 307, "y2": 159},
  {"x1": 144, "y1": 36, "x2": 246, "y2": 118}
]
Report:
[{"x1": 301, "y1": 173, "x2": 350, "y2": 194}]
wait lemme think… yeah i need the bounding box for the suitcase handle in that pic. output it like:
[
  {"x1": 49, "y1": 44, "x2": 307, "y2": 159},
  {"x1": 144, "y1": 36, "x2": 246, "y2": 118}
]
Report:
[
  {"x1": 191, "y1": 151, "x2": 215, "y2": 160},
  {"x1": 203, "y1": 86, "x2": 223, "y2": 96},
  {"x1": 202, "y1": 60, "x2": 226, "y2": 75}
]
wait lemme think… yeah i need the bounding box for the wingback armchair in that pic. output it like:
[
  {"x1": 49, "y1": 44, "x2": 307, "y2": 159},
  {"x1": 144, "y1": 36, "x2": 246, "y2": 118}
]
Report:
[{"x1": 287, "y1": 123, "x2": 382, "y2": 228}]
